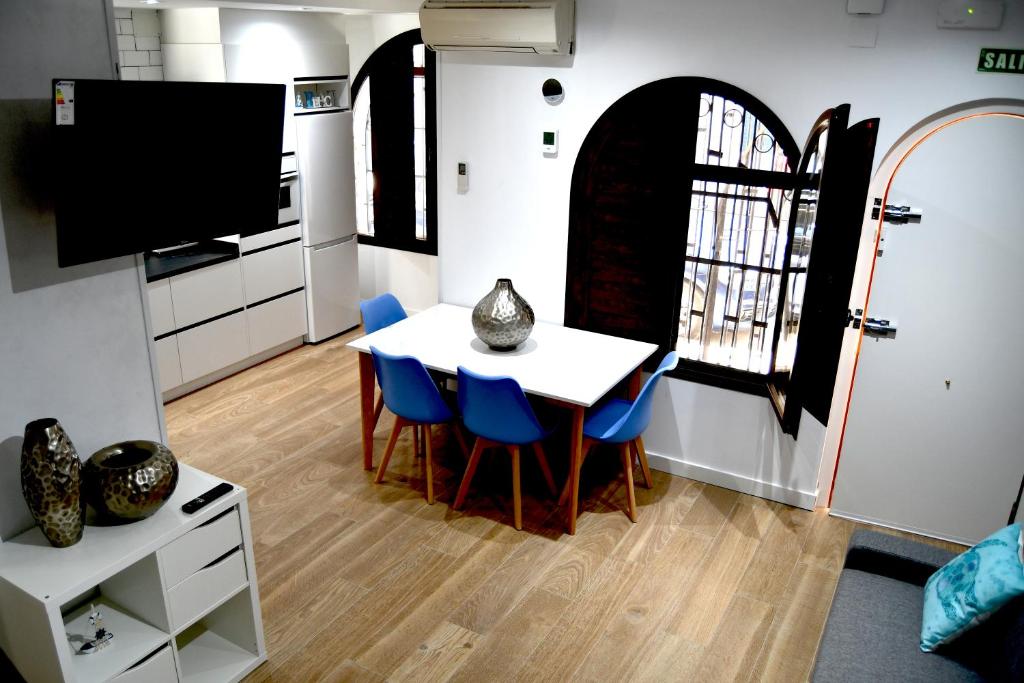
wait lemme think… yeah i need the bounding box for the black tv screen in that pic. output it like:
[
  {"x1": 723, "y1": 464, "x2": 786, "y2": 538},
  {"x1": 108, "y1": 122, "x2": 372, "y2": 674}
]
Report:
[{"x1": 52, "y1": 79, "x2": 285, "y2": 267}]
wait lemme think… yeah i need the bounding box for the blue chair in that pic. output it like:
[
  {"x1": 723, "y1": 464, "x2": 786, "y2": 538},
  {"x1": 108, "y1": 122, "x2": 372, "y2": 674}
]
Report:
[
  {"x1": 360, "y1": 293, "x2": 409, "y2": 432},
  {"x1": 371, "y1": 346, "x2": 468, "y2": 504},
  {"x1": 453, "y1": 367, "x2": 558, "y2": 530},
  {"x1": 559, "y1": 352, "x2": 679, "y2": 522}
]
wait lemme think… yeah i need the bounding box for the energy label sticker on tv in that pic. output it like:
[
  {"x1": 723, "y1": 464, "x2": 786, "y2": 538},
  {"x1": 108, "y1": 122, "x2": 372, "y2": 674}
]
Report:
[{"x1": 55, "y1": 80, "x2": 75, "y2": 126}]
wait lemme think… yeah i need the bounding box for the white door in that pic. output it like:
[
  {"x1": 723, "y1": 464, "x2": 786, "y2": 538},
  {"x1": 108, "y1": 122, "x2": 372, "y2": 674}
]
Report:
[
  {"x1": 303, "y1": 236, "x2": 359, "y2": 343},
  {"x1": 295, "y1": 110, "x2": 356, "y2": 246},
  {"x1": 831, "y1": 116, "x2": 1024, "y2": 544}
]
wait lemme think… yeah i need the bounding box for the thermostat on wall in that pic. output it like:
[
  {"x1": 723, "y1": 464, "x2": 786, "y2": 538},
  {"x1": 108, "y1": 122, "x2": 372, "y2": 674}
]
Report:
[
  {"x1": 938, "y1": 0, "x2": 1004, "y2": 29},
  {"x1": 542, "y1": 130, "x2": 559, "y2": 155}
]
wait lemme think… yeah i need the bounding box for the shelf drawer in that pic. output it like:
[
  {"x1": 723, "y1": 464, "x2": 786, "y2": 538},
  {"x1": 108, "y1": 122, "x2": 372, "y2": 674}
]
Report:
[
  {"x1": 242, "y1": 240, "x2": 304, "y2": 306},
  {"x1": 240, "y1": 222, "x2": 301, "y2": 254},
  {"x1": 176, "y1": 311, "x2": 249, "y2": 384},
  {"x1": 169, "y1": 259, "x2": 244, "y2": 329},
  {"x1": 147, "y1": 279, "x2": 175, "y2": 337},
  {"x1": 160, "y1": 508, "x2": 242, "y2": 588},
  {"x1": 247, "y1": 290, "x2": 307, "y2": 355},
  {"x1": 111, "y1": 645, "x2": 177, "y2": 683},
  {"x1": 167, "y1": 549, "x2": 248, "y2": 631},
  {"x1": 154, "y1": 336, "x2": 183, "y2": 393}
]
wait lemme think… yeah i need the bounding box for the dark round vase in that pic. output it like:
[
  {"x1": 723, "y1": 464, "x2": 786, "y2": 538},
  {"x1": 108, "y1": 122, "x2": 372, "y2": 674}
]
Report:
[
  {"x1": 20, "y1": 418, "x2": 85, "y2": 548},
  {"x1": 83, "y1": 441, "x2": 179, "y2": 522},
  {"x1": 471, "y1": 278, "x2": 535, "y2": 351}
]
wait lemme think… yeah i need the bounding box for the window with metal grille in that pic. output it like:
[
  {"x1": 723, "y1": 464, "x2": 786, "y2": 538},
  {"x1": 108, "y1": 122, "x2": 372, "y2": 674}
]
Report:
[
  {"x1": 350, "y1": 30, "x2": 436, "y2": 255},
  {"x1": 566, "y1": 77, "x2": 878, "y2": 436},
  {"x1": 678, "y1": 94, "x2": 795, "y2": 375}
]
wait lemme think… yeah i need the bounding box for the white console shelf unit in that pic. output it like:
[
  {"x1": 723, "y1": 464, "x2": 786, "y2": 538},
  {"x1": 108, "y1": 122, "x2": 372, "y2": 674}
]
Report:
[{"x1": 0, "y1": 465, "x2": 266, "y2": 683}]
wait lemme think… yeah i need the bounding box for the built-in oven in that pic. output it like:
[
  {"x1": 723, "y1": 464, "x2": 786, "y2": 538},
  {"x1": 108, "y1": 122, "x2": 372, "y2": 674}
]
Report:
[{"x1": 279, "y1": 153, "x2": 300, "y2": 225}]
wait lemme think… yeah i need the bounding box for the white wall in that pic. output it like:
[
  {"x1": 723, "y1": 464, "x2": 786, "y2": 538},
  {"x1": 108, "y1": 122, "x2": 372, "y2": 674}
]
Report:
[
  {"x1": 436, "y1": 0, "x2": 1024, "y2": 507},
  {"x1": 0, "y1": 0, "x2": 164, "y2": 540},
  {"x1": 346, "y1": 12, "x2": 419, "y2": 78},
  {"x1": 346, "y1": 12, "x2": 440, "y2": 314}
]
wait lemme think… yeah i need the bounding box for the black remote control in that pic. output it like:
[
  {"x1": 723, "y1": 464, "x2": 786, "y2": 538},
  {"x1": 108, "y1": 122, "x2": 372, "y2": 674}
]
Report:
[{"x1": 181, "y1": 482, "x2": 234, "y2": 514}]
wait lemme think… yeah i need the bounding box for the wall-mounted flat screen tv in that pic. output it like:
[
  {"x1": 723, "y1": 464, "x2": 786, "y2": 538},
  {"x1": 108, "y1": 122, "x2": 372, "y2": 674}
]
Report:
[{"x1": 52, "y1": 79, "x2": 284, "y2": 267}]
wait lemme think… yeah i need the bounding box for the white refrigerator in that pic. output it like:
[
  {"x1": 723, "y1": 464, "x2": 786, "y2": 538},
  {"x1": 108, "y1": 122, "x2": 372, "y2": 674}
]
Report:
[{"x1": 295, "y1": 109, "x2": 360, "y2": 342}]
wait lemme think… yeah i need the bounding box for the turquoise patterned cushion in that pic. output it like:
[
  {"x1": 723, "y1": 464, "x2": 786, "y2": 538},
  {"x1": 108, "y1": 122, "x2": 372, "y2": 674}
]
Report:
[{"x1": 920, "y1": 523, "x2": 1024, "y2": 652}]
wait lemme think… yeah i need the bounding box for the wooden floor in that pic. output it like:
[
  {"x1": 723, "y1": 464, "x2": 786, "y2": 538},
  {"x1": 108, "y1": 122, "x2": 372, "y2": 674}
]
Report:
[{"x1": 165, "y1": 328, "x2": 962, "y2": 683}]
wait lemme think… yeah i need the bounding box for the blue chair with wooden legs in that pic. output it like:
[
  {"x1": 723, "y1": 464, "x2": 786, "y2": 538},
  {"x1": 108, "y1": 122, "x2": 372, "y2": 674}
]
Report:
[
  {"x1": 453, "y1": 367, "x2": 558, "y2": 531},
  {"x1": 360, "y1": 293, "x2": 409, "y2": 434},
  {"x1": 559, "y1": 352, "x2": 679, "y2": 522},
  {"x1": 370, "y1": 346, "x2": 468, "y2": 504}
]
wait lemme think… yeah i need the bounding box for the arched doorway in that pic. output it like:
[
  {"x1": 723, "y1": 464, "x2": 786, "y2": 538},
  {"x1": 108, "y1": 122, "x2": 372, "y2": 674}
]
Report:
[{"x1": 822, "y1": 100, "x2": 1024, "y2": 543}]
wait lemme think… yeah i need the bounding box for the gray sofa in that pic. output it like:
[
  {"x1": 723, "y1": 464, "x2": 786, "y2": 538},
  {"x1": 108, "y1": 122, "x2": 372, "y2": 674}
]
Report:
[{"x1": 812, "y1": 530, "x2": 1024, "y2": 682}]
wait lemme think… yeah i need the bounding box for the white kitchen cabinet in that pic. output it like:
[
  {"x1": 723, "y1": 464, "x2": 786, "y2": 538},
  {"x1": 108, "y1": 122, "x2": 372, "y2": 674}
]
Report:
[
  {"x1": 242, "y1": 240, "x2": 304, "y2": 305},
  {"x1": 247, "y1": 290, "x2": 307, "y2": 355},
  {"x1": 147, "y1": 280, "x2": 176, "y2": 337},
  {"x1": 169, "y1": 260, "x2": 245, "y2": 329},
  {"x1": 0, "y1": 466, "x2": 266, "y2": 683},
  {"x1": 177, "y1": 311, "x2": 249, "y2": 384},
  {"x1": 239, "y1": 223, "x2": 301, "y2": 254},
  {"x1": 154, "y1": 336, "x2": 184, "y2": 393}
]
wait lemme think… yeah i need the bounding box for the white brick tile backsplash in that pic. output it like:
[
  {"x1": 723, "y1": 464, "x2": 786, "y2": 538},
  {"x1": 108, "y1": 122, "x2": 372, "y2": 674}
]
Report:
[
  {"x1": 149, "y1": 50, "x2": 163, "y2": 66},
  {"x1": 131, "y1": 10, "x2": 161, "y2": 37},
  {"x1": 117, "y1": 34, "x2": 135, "y2": 52},
  {"x1": 139, "y1": 66, "x2": 164, "y2": 81},
  {"x1": 114, "y1": 8, "x2": 132, "y2": 19},
  {"x1": 116, "y1": 19, "x2": 133, "y2": 35},
  {"x1": 121, "y1": 66, "x2": 140, "y2": 81},
  {"x1": 121, "y1": 50, "x2": 149, "y2": 67},
  {"x1": 135, "y1": 35, "x2": 159, "y2": 51}
]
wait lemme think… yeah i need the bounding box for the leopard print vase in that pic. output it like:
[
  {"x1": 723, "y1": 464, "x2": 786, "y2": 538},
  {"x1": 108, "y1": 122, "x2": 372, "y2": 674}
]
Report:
[{"x1": 20, "y1": 418, "x2": 85, "y2": 548}]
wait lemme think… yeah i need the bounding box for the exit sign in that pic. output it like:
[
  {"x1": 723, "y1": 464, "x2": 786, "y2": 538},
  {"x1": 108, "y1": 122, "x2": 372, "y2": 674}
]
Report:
[{"x1": 978, "y1": 48, "x2": 1024, "y2": 74}]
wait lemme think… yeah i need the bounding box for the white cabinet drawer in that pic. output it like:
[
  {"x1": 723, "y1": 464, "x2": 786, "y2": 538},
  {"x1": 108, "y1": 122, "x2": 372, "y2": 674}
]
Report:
[
  {"x1": 176, "y1": 311, "x2": 249, "y2": 384},
  {"x1": 111, "y1": 645, "x2": 177, "y2": 683},
  {"x1": 169, "y1": 259, "x2": 244, "y2": 329},
  {"x1": 242, "y1": 240, "x2": 304, "y2": 305},
  {"x1": 154, "y1": 336, "x2": 183, "y2": 393},
  {"x1": 160, "y1": 508, "x2": 242, "y2": 588},
  {"x1": 240, "y1": 223, "x2": 301, "y2": 254},
  {"x1": 147, "y1": 279, "x2": 176, "y2": 337},
  {"x1": 167, "y1": 549, "x2": 247, "y2": 631},
  {"x1": 248, "y1": 290, "x2": 307, "y2": 355}
]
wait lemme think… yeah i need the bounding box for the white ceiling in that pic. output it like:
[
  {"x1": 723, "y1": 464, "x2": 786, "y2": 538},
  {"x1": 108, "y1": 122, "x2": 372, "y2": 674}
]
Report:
[{"x1": 111, "y1": 0, "x2": 422, "y2": 14}]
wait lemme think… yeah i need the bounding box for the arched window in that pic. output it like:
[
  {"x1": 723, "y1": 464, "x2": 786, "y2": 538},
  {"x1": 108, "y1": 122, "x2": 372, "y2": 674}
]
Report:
[
  {"x1": 351, "y1": 30, "x2": 436, "y2": 255},
  {"x1": 566, "y1": 77, "x2": 878, "y2": 434}
]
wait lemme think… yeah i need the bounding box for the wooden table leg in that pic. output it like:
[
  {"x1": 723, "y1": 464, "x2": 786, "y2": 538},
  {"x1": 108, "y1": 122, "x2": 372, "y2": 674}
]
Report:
[
  {"x1": 628, "y1": 365, "x2": 643, "y2": 399},
  {"x1": 567, "y1": 405, "x2": 585, "y2": 535},
  {"x1": 358, "y1": 352, "x2": 375, "y2": 471}
]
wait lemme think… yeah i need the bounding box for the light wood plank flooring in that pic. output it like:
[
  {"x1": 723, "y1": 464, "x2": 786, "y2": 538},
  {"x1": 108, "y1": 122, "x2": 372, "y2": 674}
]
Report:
[{"x1": 164, "y1": 328, "x2": 963, "y2": 683}]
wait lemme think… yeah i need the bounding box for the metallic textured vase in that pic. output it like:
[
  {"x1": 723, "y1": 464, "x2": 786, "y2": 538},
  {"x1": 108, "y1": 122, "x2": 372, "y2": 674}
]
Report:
[
  {"x1": 471, "y1": 278, "x2": 535, "y2": 351},
  {"x1": 20, "y1": 418, "x2": 85, "y2": 548},
  {"x1": 83, "y1": 441, "x2": 179, "y2": 522}
]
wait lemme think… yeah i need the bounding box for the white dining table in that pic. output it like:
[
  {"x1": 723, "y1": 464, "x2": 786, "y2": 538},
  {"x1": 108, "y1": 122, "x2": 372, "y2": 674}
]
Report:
[{"x1": 347, "y1": 303, "x2": 658, "y2": 534}]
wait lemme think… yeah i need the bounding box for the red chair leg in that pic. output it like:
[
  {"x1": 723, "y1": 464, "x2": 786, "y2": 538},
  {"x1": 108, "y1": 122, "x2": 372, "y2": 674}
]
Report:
[
  {"x1": 374, "y1": 417, "x2": 406, "y2": 484},
  {"x1": 619, "y1": 442, "x2": 637, "y2": 522},
  {"x1": 424, "y1": 424, "x2": 435, "y2": 504},
  {"x1": 532, "y1": 442, "x2": 557, "y2": 496},
  {"x1": 453, "y1": 437, "x2": 486, "y2": 510}
]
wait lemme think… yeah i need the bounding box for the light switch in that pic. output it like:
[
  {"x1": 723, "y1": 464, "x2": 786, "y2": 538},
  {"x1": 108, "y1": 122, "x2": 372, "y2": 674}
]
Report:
[{"x1": 457, "y1": 162, "x2": 468, "y2": 194}]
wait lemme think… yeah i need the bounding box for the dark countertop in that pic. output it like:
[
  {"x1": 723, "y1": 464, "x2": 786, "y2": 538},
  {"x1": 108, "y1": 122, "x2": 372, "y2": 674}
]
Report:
[{"x1": 144, "y1": 241, "x2": 239, "y2": 282}]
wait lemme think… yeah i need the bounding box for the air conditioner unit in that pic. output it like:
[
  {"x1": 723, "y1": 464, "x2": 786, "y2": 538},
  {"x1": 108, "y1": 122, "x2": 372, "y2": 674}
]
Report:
[{"x1": 419, "y1": 0, "x2": 575, "y2": 55}]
